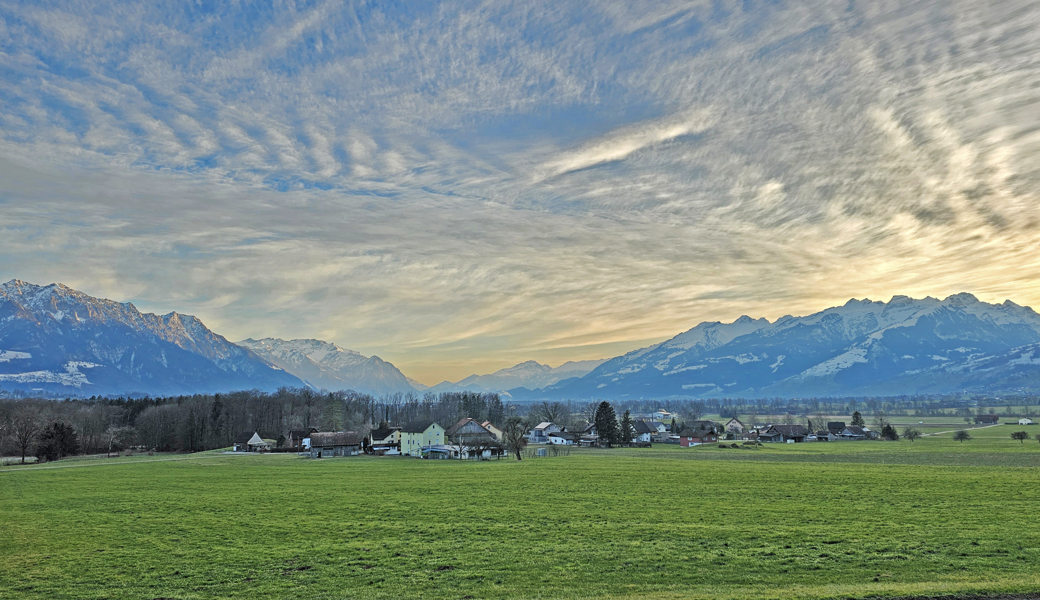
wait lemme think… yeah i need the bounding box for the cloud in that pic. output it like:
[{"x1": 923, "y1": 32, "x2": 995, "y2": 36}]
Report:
[
  {"x1": 1, "y1": 0, "x2": 1040, "y2": 383},
  {"x1": 534, "y1": 110, "x2": 715, "y2": 181}
]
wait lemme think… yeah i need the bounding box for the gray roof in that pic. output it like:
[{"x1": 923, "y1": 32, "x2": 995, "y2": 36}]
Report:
[
  {"x1": 369, "y1": 426, "x2": 400, "y2": 441},
  {"x1": 402, "y1": 420, "x2": 438, "y2": 434},
  {"x1": 234, "y1": 431, "x2": 257, "y2": 444},
  {"x1": 633, "y1": 420, "x2": 656, "y2": 434},
  {"x1": 310, "y1": 431, "x2": 364, "y2": 447},
  {"x1": 770, "y1": 424, "x2": 809, "y2": 437},
  {"x1": 446, "y1": 418, "x2": 493, "y2": 437}
]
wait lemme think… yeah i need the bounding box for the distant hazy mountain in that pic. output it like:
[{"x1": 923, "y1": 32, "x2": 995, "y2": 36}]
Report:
[
  {"x1": 429, "y1": 358, "x2": 607, "y2": 394},
  {"x1": 538, "y1": 293, "x2": 1040, "y2": 399},
  {"x1": 237, "y1": 338, "x2": 415, "y2": 395},
  {"x1": 0, "y1": 280, "x2": 302, "y2": 396}
]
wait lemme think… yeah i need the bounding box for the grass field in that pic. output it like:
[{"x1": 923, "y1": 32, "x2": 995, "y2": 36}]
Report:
[{"x1": 3, "y1": 426, "x2": 1040, "y2": 600}]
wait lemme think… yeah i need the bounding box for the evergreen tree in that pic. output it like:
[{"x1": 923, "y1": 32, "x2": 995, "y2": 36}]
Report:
[
  {"x1": 620, "y1": 410, "x2": 635, "y2": 443},
  {"x1": 851, "y1": 411, "x2": 865, "y2": 427},
  {"x1": 880, "y1": 423, "x2": 899, "y2": 441},
  {"x1": 36, "y1": 421, "x2": 80, "y2": 462},
  {"x1": 594, "y1": 401, "x2": 620, "y2": 445},
  {"x1": 486, "y1": 394, "x2": 505, "y2": 425}
]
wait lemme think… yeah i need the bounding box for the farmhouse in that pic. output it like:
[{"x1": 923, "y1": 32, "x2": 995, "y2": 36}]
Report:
[
  {"x1": 548, "y1": 431, "x2": 580, "y2": 445},
  {"x1": 400, "y1": 420, "x2": 445, "y2": 456},
  {"x1": 445, "y1": 418, "x2": 500, "y2": 459},
  {"x1": 725, "y1": 417, "x2": 745, "y2": 436},
  {"x1": 285, "y1": 427, "x2": 317, "y2": 450},
  {"x1": 838, "y1": 425, "x2": 869, "y2": 440},
  {"x1": 1018, "y1": 418, "x2": 1034, "y2": 425},
  {"x1": 309, "y1": 431, "x2": 364, "y2": 458},
  {"x1": 233, "y1": 431, "x2": 270, "y2": 452},
  {"x1": 815, "y1": 429, "x2": 839, "y2": 441},
  {"x1": 367, "y1": 425, "x2": 402, "y2": 455},
  {"x1": 528, "y1": 421, "x2": 561, "y2": 444},
  {"x1": 481, "y1": 421, "x2": 504, "y2": 441},
  {"x1": 632, "y1": 420, "x2": 656, "y2": 443},
  {"x1": 679, "y1": 430, "x2": 717, "y2": 446},
  {"x1": 759, "y1": 424, "x2": 808, "y2": 443},
  {"x1": 827, "y1": 421, "x2": 846, "y2": 434}
]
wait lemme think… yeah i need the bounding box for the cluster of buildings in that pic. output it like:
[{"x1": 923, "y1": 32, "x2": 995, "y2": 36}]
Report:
[
  {"x1": 725, "y1": 419, "x2": 879, "y2": 443},
  {"x1": 230, "y1": 411, "x2": 895, "y2": 458},
  {"x1": 235, "y1": 418, "x2": 505, "y2": 459}
]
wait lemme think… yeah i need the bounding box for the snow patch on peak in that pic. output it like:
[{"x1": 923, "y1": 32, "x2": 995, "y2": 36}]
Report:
[
  {"x1": 0, "y1": 350, "x2": 32, "y2": 362},
  {"x1": 944, "y1": 292, "x2": 980, "y2": 306}
]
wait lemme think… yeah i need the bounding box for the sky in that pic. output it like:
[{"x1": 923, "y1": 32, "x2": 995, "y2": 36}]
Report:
[{"x1": 2, "y1": 1, "x2": 1040, "y2": 385}]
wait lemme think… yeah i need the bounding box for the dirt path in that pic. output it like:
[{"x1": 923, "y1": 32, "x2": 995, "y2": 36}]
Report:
[{"x1": 922, "y1": 423, "x2": 1003, "y2": 437}]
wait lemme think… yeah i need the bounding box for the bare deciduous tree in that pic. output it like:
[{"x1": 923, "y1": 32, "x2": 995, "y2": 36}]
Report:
[
  {"x1": 10, "y1": 409, "x2": 42, "y2": 464},
  {"x1": 502, "y1": 416, "x2": 528, "y2": 461}
]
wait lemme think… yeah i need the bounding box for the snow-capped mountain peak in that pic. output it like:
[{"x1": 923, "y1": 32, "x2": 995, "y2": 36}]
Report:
[
  {"x1": 236, "y1": 337, "x2": 414, "y2": 395},
  {"x1": 541, "y1": 293, "x2": 1040, "y2": 399},
  {"x1": 0, "y1": 280, "x2": 302, "y2": 396}
]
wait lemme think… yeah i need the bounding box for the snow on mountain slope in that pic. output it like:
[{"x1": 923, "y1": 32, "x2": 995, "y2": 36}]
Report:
[
  {"x1": 545, "y1": 293, "x2": 1040, "y2": 399},
  {"x1": 237, "y1": 338, "x2": 416, "y2": 395},
  {"x1": 429, "y1": 358, "x2": 608, "y2": 394},
  {"x1": 0, "y1": 279, "x2": 303, "y2": 396}
]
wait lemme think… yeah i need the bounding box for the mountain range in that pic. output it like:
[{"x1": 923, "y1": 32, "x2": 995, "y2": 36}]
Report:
[
  {"x1": 517, "y1": 293, "x2": 1040, "y2": 399},
  {"x1": 426, "y1": 359, "x2": 607, "y2": 395},
  {"x1": 237, "y1": 338, "x2": 414, "y2": 396},
  {"x1": 0, "y1": 279, "x2": 303, "y2": 396},
  {"x1": 5, "y1": 279, "x2": 1040, "y2": 399}
]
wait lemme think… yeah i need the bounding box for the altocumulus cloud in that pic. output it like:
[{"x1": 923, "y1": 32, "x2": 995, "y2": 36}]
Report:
[{"x1": 1, "y1": 0, "x2": 1040, "y2": 383}]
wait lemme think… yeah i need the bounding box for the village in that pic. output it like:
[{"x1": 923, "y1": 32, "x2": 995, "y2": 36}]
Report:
[{"x1": 229, "y1": 408, "x2": 931, "y2": 459}]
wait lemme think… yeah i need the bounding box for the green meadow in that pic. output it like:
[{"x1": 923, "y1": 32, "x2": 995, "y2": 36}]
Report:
[{"x1": 3, "y1": 425, "x2": 1040, "y2": 600}]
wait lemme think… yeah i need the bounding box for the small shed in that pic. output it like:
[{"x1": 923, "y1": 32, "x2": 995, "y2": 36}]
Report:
[
  {"x1": 1018, "y1": 418, "x2": 1034, "y2": 425},
  {"x1": 233, "y1": 431, "x2": 270, "y2": 452}
]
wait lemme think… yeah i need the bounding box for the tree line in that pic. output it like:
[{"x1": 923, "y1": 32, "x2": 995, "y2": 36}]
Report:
[{"x1": 0, "y1": 389, "x2": 507, "y2": 463}]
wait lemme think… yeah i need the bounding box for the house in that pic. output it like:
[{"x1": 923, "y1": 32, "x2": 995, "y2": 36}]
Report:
[
  {"x1": 688, "y1": 420, "x2": 718, "y2": 434},
  {"x1": 482, "y1": 421, "x2": 504, "y2": 441},
  {"x1": 527, "y1": 421, "x2": 561, "y2": 444},
  {"x1": 308, "y1": 431, "x2": 364, "y2": 458},
  {"x1": 759, "y1": 424, "x2": 809, "y2": 443},
  {"x1": 838, "y1": 426, "x2": 869, "y2": 440},
  {"x1": 975, "y1": 414, "x2": 999, "y2": 424},
  {"x1": 827, "y1": 421, "x2": 846, "y2": 434},
  {"x1": 679, "y1": 430, "x2": 717, "y2": 446},
  {"x1": 1019, "y1": 418, "x2": 1034, "y2": 425},
  {"x1": 285, "y1": 427, "x2": 318, "y2": 450},
  {"x1": 725, "y1": 418, "x2": 745, "y2": 436},
  {"x1": 652, "y1": 409, "x2": 676, "y2": 421},
  {"x1": 367, "y1": 426, "x2": 402, "y2": 455},
  {"x1": 400, "y1": 420, "x2": 445, "y2": 457},
  {"x1": 815, "y1": 429, "x2": 838, "y2": 442},
  {"x1": 578, "y1": 434, "x2": 600, "y2": 447},
  {"x1": 233, "y1": 431, "x2": 270, "y2": 452},
  {"x1": 548, "y1": 431, "x2": 580, "y2": 445},
  {"x1": 445, "y1": 418, "x2": 500, "y2": 459},
  {"x1": 632, "y1": 420, "x2": 656, "y2": 443}
]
